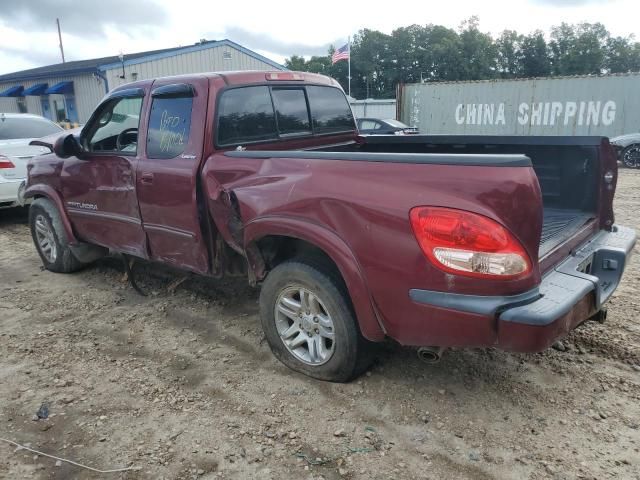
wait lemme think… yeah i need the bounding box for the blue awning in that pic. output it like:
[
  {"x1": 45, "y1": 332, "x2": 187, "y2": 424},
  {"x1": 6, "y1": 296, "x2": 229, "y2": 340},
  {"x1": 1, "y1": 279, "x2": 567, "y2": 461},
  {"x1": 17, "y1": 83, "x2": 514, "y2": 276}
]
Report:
[
  {"x1": 23, "y1": 83, "x2": 48, "y2": 96},
  {"x1": 44, "y1": 81, "x2": 74, "y2": 95},
  {"x1": 0, "y1": 85, "x2": 24, "y2": 97}
]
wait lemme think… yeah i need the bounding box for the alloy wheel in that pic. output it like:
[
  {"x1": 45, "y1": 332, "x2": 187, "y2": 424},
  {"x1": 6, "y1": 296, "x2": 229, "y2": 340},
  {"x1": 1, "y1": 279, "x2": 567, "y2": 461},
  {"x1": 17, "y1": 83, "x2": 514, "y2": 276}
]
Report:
[
  {"x1": 34, "y1": 214, "x2": 57, "y2": 263},
  {"x1": 274, "y1": 285, "x2": 336, "y2": 365},
  {"x1": 623, "y1": 145, "x2": 640, "y2": 168}
]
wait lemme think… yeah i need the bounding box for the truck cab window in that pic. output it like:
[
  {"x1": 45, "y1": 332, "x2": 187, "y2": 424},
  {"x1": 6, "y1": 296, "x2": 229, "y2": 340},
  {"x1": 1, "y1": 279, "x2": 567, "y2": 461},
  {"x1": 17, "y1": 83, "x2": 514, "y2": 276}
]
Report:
[
  {"x1": 217, "y1": 86, "x2": 277, "y2": 146},
  {"x1": 85, "y1": 97, "x2": 143, "y2": 154},
  {"x1": 306, "y1": 86, "x2": 355, "y2": 134},
  {"x1": 271, "y1": 88, "x2": 311, "y2": 136},
  {"x1": 147, "y1": 96, "x2": 193, "y2": 159}
]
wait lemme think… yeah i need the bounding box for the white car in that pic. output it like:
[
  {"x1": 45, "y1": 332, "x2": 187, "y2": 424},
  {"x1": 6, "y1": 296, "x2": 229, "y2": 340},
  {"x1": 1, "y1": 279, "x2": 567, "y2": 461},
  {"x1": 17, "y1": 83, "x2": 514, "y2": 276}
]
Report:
[{"x1": 0, "y1": 113, "x2": 63, "y2": 208}]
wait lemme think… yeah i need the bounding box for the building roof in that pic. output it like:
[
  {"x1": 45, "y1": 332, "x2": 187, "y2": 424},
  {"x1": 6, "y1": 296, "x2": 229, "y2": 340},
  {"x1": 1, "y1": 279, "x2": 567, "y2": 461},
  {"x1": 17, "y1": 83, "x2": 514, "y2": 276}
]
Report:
[{"x1": 0, "y1": 39, "x2": 285, "y2": 83}]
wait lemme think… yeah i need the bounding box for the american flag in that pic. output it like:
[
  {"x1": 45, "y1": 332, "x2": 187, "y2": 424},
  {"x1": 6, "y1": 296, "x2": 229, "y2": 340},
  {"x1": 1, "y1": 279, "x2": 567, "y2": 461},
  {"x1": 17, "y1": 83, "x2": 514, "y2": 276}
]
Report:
[{"x1": 331, "y1": 44, "x2": 350, "y2": 64}]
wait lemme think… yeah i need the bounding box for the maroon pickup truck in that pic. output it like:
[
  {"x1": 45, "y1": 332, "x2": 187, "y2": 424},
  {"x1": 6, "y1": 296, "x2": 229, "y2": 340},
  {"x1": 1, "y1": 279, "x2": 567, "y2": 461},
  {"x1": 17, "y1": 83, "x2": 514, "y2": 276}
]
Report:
[{"x1": 24, "y1": 71, "x2": 636, "y2": 382}]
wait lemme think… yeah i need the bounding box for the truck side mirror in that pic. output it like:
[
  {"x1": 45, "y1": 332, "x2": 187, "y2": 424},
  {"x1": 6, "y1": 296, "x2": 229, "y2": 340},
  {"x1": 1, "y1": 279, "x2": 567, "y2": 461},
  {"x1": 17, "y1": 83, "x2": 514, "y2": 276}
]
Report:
[{"x1": 53, "y1": 133, "x2": 83, "y2": 159}]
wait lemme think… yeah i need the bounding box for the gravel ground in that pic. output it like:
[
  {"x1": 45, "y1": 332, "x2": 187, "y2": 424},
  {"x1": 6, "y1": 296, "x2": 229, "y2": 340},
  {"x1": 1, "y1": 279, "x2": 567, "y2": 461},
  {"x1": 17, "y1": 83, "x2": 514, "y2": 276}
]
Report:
[{"x1": 1, "y1": 171, "x2": 639, "y2": 480}]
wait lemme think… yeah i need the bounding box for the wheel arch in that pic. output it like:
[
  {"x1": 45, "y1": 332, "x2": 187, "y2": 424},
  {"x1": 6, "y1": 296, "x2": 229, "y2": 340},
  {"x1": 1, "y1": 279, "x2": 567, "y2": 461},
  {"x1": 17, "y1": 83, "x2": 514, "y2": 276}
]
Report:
[
  {"x1": 244, "y1": 217, "x2": 386, "y2": 341},
  {"x1": 25, "y1": 184, "x2": 78, "y2": 245}
]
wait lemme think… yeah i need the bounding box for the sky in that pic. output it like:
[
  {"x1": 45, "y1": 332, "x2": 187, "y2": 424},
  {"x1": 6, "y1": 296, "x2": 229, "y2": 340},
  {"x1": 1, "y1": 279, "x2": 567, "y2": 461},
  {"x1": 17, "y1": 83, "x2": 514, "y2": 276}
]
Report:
[{"x1": 0, "y1": 0, "x2": 636, "y2": 75}]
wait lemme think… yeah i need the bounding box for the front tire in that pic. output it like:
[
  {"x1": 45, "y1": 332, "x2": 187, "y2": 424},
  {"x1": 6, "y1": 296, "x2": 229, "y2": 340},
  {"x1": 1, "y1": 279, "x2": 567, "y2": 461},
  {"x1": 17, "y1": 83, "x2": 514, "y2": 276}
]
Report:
[
  {"x1": 259, "y1": 260, "x2": 370, "y2": 382},
  {"x1": 29, "y1": 198, "x2": 85, "y2": 273},
  {"x1": 622, "y1": 144, "x2": 640, "y2": 169}
]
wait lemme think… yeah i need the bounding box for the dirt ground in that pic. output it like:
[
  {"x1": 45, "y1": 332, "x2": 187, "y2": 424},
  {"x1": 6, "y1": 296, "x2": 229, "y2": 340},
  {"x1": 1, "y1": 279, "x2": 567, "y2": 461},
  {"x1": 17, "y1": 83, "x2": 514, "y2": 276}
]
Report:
[{"x1": 1, "y1": 171, "x2": 639, "y2": 480}]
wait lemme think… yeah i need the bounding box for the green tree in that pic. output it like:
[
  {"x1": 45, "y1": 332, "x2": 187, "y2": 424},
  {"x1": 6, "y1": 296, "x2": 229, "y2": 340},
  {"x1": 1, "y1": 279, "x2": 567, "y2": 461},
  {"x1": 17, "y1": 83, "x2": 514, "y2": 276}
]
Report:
[
  {"x1": 351, "y1": 29, "x2": 393, "y2": 98},
  {"x1": 283, "y1": 20, "x2": 640, "y2": 99},
  {"x1": 284, "y1": 55, "x2": 308, "y2": 71},
  {"x1": 549, "y1": 23, "x2": 576, "y2": 75},
  {"x1": 457, "y1": 17, "x2": 497, "y2": 80},
  {"x1": 496, "y1": 30, "x2": 523, "y2": 78},
  {"x1": 520, "y1": 31, "x2": 551, "y2": 77},
  {"x1": 550, "y1": 22, "x2": 609, "y2": 75},
  {"x1": 606, "y1": 36, "x2": 640, "y2": 73},
  {"x1": 424, "y1": 25, "x2": 464, "y2": 81},
  {"x1": 306, "y1": 56, "x2": 331, "y2": 74},
  {"x1": 573, "y1": 23, "x2": 609, "y2": 74}
]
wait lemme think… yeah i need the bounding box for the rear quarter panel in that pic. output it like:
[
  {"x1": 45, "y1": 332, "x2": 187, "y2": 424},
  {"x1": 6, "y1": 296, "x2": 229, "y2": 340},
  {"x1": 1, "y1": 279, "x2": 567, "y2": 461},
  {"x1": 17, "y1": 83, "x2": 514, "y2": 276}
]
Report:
[{"x1": 203, "y1": 153, "x2": 543, "y2": 342}]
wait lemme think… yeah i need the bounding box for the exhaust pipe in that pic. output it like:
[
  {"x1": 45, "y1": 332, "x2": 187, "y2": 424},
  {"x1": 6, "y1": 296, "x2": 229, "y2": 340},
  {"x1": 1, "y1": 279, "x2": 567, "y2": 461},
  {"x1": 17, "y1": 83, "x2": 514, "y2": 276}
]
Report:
[
  {"x1": 591, "y1": 307, "x2": 607, "y2": 324},
  {"x1": 417, "y1": 346, "x2": 444, "y2": 364}
]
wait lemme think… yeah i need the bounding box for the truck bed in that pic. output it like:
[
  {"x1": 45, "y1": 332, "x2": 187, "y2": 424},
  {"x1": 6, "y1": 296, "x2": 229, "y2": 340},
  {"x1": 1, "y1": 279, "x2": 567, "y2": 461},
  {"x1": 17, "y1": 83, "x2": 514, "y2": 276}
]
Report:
[
  {"x1": 357, "y1": 135, "x2": 609, "y2": 267},
  {"x1": 540, "y1": 209, "x2": 593, "y2": 258}
]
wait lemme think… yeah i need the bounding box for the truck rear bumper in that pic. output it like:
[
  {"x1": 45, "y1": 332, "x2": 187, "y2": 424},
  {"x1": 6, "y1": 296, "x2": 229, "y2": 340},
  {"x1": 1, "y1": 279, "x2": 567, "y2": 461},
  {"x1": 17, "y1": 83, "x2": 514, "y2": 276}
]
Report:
[
  {"x1": 497, "y1": 225, "x2": 635, "y2": 351},
  {"x1": 407, "y1": 225, "x2": 636, "y2": 352}
]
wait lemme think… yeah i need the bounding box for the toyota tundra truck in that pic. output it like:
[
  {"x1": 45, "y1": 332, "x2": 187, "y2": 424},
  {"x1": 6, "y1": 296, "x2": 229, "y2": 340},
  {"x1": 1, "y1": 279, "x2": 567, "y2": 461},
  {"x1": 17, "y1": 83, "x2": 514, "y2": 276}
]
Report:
[{"x1": 24, "y1": 71, "x2": 636, "y2": 382}]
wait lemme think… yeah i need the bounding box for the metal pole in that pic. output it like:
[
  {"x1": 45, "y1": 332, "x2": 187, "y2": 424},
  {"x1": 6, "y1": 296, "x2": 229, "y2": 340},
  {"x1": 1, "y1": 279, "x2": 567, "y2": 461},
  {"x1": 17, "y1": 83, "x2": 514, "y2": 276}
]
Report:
[
  {"x1": 56, "y1": 18, "x2": 65, "y2": 63},
  {"x1": 348, "y1": 35, "x2": 351, "y2": 98}
]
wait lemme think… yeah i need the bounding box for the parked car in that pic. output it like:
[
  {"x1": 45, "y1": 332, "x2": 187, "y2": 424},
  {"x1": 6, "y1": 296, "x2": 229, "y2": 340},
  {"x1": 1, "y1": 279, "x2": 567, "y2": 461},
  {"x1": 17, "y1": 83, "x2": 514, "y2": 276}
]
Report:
[
  {"x1": 0, "y1": 113, "x2": 62, "y2": 208},
  {"x1": 24, "y1": 71, "x2": 636, "y2": 382},
  {"x1": 357, "y1": 118, "x2": 418, "y2": 135},
  {"x1": 610, "y1": 133, "x2": 640, "y2": 168}
]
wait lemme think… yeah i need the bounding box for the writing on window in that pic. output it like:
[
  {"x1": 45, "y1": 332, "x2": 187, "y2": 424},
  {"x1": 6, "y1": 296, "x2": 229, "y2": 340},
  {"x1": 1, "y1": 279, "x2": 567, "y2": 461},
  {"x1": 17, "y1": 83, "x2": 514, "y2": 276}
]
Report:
[{"x1": 148, "y1": 96, "x2": 193, "y2": 159}]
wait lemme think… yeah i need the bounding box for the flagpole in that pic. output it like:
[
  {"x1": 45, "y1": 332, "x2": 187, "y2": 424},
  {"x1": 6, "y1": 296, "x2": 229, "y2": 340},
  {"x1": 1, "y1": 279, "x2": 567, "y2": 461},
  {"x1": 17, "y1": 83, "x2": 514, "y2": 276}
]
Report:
[{"x1": 347, "y1": 36, "x2": 351, "y2": 98}]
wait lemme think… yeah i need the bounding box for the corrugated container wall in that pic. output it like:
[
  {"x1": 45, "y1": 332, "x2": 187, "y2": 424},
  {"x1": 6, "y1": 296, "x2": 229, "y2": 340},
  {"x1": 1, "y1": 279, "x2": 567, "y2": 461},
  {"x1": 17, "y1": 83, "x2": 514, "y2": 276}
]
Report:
[
  {"x1": 349, "y1": 99, "x2": 397, "y2": 119},
  {"x1": 105, "y1": 44, "x2": 276, "y2": 89},
  {"x1": 399, "y1": 73, "x2": 640, "y2": 137}
]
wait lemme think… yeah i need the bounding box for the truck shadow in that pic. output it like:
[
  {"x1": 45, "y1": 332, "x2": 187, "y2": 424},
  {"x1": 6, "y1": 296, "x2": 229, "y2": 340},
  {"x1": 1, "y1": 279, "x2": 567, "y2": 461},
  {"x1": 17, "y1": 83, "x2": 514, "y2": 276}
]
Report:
[
  {"x1": 87, "y1": 255, "x2": 549, "y2": 395},
  {"x1": 0, "y1": 206, "x2": 29, "y2": 226}
]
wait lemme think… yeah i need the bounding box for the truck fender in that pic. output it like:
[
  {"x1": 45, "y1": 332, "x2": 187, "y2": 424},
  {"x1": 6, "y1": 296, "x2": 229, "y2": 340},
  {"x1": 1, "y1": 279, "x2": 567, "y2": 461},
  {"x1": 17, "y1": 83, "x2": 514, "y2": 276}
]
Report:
[
  {"x1": 243, "y1": 216, "x2": 386, "y2": 341},
  {"x1": 24, "y1": 184, "x2": 78, "y2": 245}
]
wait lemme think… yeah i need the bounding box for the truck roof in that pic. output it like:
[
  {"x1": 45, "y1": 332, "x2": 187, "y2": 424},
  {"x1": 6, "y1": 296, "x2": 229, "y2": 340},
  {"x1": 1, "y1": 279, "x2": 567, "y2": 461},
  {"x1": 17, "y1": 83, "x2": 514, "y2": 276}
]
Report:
[{"x1": 110, "y1": 70, "x2": 340, "y2": 95}]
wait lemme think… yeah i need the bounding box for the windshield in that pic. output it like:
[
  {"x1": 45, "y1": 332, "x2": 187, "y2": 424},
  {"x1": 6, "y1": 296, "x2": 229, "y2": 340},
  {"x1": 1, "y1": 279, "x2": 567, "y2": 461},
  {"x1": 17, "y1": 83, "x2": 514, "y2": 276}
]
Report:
[
  {"x1": 384, "y1": 119, "x2": 412, "y2": 128},
  {"x1": 0, "y1": 116, "x2": 63, "y2": 140}
]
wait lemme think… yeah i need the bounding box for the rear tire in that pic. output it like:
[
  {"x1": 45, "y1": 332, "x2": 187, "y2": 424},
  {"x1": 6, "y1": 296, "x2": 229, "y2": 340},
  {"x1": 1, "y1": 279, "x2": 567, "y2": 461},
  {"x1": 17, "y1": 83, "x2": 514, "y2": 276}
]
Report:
[
  {"x1": 29, "y1": 198, "x2": 85, "y2": 273},
  {"x1": 259, "y1": 259, "x2": 371, "y2": 382},
  {"x1": 622, "y1": 144, "x2": 640, "y2": 169}
]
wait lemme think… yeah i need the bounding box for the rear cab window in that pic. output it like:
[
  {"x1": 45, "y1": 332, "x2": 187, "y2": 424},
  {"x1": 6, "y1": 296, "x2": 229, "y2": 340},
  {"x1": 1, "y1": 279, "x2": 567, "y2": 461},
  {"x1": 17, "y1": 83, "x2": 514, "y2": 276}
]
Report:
[
  {"x1": 305, "y1": 86, "x2": 354, "y2": 134},
  {"x1": 217, "y1": 86, "x2": 277, "y2": 146},
  {"x1": 271, "y1": 88, "x2": 311, "y2": 136},
  {"x1": 216, "y1": 84, "x2": 355, "y2": 147}
]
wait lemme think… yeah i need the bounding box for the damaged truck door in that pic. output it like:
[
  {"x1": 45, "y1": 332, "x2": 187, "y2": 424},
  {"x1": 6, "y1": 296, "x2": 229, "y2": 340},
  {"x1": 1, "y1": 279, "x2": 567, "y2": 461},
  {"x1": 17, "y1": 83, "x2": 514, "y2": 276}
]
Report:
[
  {"x1": 62, "y1": 89, "x2": 148, "y2": 257},
  {"x1": 136, "y1": 79, "x2": 211, "y2": 274}
]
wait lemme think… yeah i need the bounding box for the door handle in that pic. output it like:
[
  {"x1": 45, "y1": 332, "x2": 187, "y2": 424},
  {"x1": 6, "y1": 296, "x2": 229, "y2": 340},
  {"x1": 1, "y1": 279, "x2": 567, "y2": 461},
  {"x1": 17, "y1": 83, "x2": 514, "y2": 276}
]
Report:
[{"x1": 140, "y1": 172, "x2": 154, "y2": 184}]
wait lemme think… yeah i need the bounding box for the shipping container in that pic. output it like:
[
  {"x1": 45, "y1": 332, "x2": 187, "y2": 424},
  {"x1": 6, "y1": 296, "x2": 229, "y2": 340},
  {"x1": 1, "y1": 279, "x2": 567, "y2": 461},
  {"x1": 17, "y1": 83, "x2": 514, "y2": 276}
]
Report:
[
  {"x1": 349, "y1": 98, "x2": 397, "y2": 119},
  {"x1": 398, "y1": 73, "x2": 640, "y2": 137}
]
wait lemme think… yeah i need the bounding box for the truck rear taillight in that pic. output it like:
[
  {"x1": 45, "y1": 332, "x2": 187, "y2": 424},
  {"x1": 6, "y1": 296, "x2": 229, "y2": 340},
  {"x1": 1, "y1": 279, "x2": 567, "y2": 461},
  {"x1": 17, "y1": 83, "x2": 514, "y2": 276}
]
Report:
[
  {"x1": 409, "y1": 207, "x2": 531, "y2": 279},
  {"x1": 0, "y1": 155, "x2": 15, "y2": 169}
]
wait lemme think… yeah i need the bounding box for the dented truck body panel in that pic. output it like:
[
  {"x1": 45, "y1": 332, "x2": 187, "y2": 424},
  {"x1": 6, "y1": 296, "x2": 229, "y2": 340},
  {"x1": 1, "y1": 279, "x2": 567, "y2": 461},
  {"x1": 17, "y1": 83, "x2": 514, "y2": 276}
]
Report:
[
  {"x1": 25, "y1": 71, "x2": 635, "y2": 352},
  {"x1": 202, "y1": 152, "x2": 544, "y2": 345}
]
